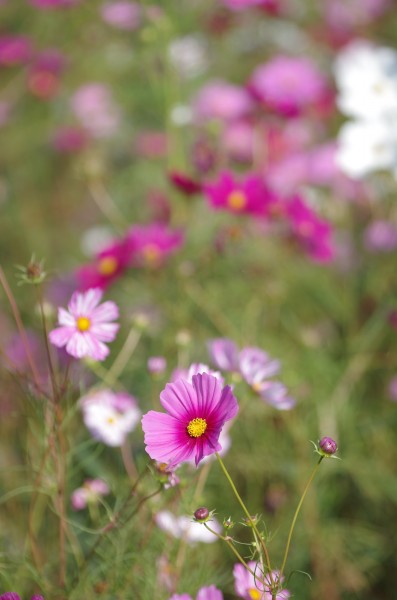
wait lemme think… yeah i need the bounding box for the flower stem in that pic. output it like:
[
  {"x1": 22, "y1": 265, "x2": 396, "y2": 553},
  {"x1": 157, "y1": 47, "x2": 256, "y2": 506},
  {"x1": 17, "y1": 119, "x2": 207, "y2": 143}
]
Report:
[
  {"x1": 203, "y1": 523, "x2": 256, "y2": 576},
  {"x1": 216, "y1": 452, "x2": 274, "y2": 586},
  {"x1": 279, "y1": 456, "x2": 324, "y2": 579}
]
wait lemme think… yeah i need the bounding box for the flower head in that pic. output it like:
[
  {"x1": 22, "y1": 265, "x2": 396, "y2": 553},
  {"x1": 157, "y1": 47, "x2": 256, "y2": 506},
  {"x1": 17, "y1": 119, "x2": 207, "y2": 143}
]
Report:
[
  {"x1": 234, "y1": 563, "x2": 290, "y2": 600},
  {"x1": 204, "y1": 171, "x2": 276, "y2": 218},
  {"x1": 76, "y1": 237, "x2": 132, "y2": 291},
  {"x1": 286, "y1": 196, "x2": 334, "y2": 263},
  {"x1": 142, "y1": 372, "x2": 238, "y2": 466},
  {"x1": 71, "y1": 478, "x2": 110, "y2": 510},
  {"x1": 156, "y1": 509, "x2": 221, "y2": 543},
  {"x1": 128, "y1": 223, "x2": 184, "y2": 268},
  {"x1": 101, "y1": 1, "x2": 141, "y2": 30},
  {"x1": 319, "y1": 436, "x2": 338, "y2": 456},
  {"x1": 49, "y1": 288, "x2": 119, "y2": 361},
  {"x1": 80, "y1": 388, "x2": 141, "y2": 446}
]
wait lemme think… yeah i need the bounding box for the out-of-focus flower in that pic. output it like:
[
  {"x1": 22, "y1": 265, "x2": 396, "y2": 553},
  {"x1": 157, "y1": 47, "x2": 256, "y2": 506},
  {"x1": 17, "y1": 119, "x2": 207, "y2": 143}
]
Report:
[
  {"x1": 155, "y1": 510, "x2": 222, "y2": 543},
  {"x1": 27, "y1": 49, "x2": 66, "y2": 99},
  {"x1": 192, "y1": 80, "x2": 253, "y2": 123},
  {"x1": 101, "y1": 1, "x2": 141, "y2": 30},
  {"x1": 153, "y1": 461, "x2": 180, "y2": 488},
  {"x1": 71, "y1": 478, "x2": 110, "y2": 510},
  {"x1": 142, "y1": 372, "x2": 238, "y2": 466},
  {"x1": 324, "y1": 0, "x2": 392, "y2": 46},
  {"x1": 0, "y1": 595, "x2": 44, "y2": 600},
  {"x1": 204, "y1": 171, "x2": 276, "y2": 217},
  {"x1": 80, "y1": 388, "x2": 141, "y2": 446},
  {"x1": 134, "y1": 131, "x2": 168, "y2": 158},
  {"x1": 128, "y1": 223, "x2": 184, "y2": 268},
  {"x1": 221, "y1": 0, "x2": 278, "y2": 10},
  {"x1": 169, "y1": 171, "x2": 202, "y2": 196},
  {"x1": 336, "y1": 119, "x2": 397, "y2": 179},
  {"x1": 0, "y1": 35, "x2": 32, "y2": 66},
  {"x1": 334, "y1": 41, "x2": 397, "y2": 120},
  {"x1": 286, "y1": 196, "x2": 334, "y2": 263},
  {"x1": 168, "y1": 35, "x2": 208, "y2": 79},
  {"x1": 234, "y1": 562, "x2": 290, "y2": 599},
  {"x1": 250, "y1": 56, "x2": 329, "y2": 117},
  {"x1": 51, "y1": 126, "x2": 89, "y2": 153},
  {"x1": 71, "y1": 83, "x2": 121, "y2": 138},
  {"x1": 76, "y1": 237, "x2": 132, "y2": 291},
  {"x1": 168, "y1": 586, "x2": 224, "y2": 600},
  {"x1": 148, "y1": 356, "x2": 167, "y2": 375},
  {"x1": 208, "y1": 338, "x2": 240, "y2": 372},
  {"x1": 222, "y1": 121, "x2": 254, "y2": 163},
  {"x1": 387, "y1": 376, "x2": 397, "y2": 402},
  {"x1": 49, "y1": 288, "x2": 119, "y2": 361},
  {"x1": 363, "y1": 220, "x2": 397, "y2": 253}
]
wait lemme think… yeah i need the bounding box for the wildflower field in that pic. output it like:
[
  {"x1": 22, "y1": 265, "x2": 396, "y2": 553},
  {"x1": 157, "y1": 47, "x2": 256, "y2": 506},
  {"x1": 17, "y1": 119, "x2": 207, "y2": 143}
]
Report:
[{"x1": 1, "y1": 1, "x2": 397, "y2": 599}]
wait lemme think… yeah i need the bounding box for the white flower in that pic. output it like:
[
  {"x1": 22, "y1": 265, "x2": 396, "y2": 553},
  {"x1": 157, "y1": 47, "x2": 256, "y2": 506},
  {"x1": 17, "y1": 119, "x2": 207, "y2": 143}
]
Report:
[
  {"x1": 336, "y1": 119, "x2": 397, "y2": 179},
  {"x1": 155, "y1": 510, "x2": 221, "y2": 543},
  {"x1": 168, "y1": 34, "x2": 208, "y2": 79},
  {"x1": 80, "y1": 388, "x2": 141, "y2": 447},
  {"x1": 334, "y1": 41, "x2": 397, "y2": 120}
]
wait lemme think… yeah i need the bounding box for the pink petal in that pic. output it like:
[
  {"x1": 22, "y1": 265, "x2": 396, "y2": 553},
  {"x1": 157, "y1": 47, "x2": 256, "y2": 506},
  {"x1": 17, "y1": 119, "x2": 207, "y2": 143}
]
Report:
[
  {"x1": 69, "y1": 288, "x2": 103, "y2": 316},
  {"x1": 191, "y1": 372, "x2": 222, "y2": 416},
  {"x1": 90, "y1": 322, "x2": 119, "y2": 342},
  {"x1": 65, "y1": 332, "x2": 90, "y2": 358},
  {"x1": 48, "y1": 326, "x2": 74, "y2": 348},
  {"x1": 91, "y1": 300, "x2": 119, "y2": 322},
  {"x1": 84, "y1": 333, "x2": 110, "y2": 360},
  {"x1": 160, "y1": 379, "x2": 197, "y2": 420},
  {"x1": 58, "y1": 307, "x2": 75, "y2": 327},
  {"x1": 142, "y1": 411, "x2": 195, "y2": 464}
]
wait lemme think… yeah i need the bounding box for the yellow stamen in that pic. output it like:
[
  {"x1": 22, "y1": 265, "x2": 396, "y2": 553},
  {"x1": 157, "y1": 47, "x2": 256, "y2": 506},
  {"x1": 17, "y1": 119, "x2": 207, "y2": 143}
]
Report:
[
  {"x1": 227, "y1": 190, "x2": 247, "y2": 211},
  {"x1": 106, "y1": 416, "x2": 116, "y2": 425},
  {"x1": 76, "y1": 316, "x2": 91, "y2": 332},
  {"x1": 248, "y1": 588, "x2": 262, "y2": 600},
  {"x1": 97, "y1": 256, "x2": 118, "y2": 276},
  {"x1": 187, "y1": 417, "x2": 207, "y2": 438},
  {"x1": 143, "y1": 244, "x2": 160, "y2": 264}
]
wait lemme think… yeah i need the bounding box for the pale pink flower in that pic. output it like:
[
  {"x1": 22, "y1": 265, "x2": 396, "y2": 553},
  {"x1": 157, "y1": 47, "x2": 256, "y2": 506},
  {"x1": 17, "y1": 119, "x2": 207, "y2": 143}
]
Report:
[
  {"x1": 71, "y1": 478, "x2": 109, "y2": 510},
  {"x1": 101, "y1": 1, "x2": 141, "y2": 30},
  {"x1": 155, "y1": 510, "x2": 221, "y2": 543},
  {"x1": 192, "y1": 80, "x2": 253, "y2": 123},
  {"x1": 71, "y1": 83, "x2": 121, "y2": 138},
  {"x1": 49, "y1": 288, "x2": 119, "y2": 361}
]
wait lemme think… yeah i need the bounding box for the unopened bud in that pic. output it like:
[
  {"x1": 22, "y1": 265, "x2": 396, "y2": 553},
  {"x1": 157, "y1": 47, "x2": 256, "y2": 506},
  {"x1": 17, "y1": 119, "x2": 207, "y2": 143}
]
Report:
[
  {"x1": 223, "y1": 516, "x2": 234, "y2": 529},
  {"x1": 319, "y1": 436, "x2": 338, "y2": 456},
  {"x1": 194, "y1": 507, "x2": 210, "y2": 522}
]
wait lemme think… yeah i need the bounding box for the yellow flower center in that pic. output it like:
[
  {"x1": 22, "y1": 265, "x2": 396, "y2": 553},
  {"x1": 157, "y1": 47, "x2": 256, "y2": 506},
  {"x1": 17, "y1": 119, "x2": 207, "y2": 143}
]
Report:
[
  {"x1": 76, "y1": 316, "x2": 91, "y2": 332},
  {"x1": 248, "y1": 588, "x2": 262, "y2": 600},
  {"x1": 143, "y1": 244, "x2": 160, "y2": 264},
  {"x1": 227, "y1": 190, "x2": 247, "y2": 211},
  {"x1": 97, "y1": 256, "x2": 118, "y2": 276},
  {"x1": 187, "y1": 417, "x2": 207, "y2": 438},
  {"x1": 106, "y1": 416, "x2": 116, "y2": 425}
]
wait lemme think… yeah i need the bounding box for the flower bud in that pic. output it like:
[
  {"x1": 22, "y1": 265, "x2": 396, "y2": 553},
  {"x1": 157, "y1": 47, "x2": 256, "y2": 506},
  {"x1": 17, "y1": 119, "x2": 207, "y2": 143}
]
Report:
[
  {"x1": 319, "y1": 436, "x2": 338, "y2": 456},
  {"x1": 194, "y1": 507, "x2": 210, "y2": 522},
  {"x1": 223, "y1": 516, "x2": 234, "y2": 529}
]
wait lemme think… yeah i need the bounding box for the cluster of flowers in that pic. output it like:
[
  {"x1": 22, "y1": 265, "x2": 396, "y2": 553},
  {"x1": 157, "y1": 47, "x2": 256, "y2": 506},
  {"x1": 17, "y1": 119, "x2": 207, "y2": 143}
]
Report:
[{"x1": 335, "y1": 40, "x2": 397, "y2": 179}]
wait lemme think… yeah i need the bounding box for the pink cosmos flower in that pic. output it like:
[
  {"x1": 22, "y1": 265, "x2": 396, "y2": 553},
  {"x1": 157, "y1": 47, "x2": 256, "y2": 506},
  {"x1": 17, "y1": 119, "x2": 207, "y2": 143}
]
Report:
[
  {"x1": 208, "y1": 338, "x2": 240, "y2": 372},
  {"x1": 168, "y1": 586, "x2": 223, "y2": 600},
  {"x1": 192, "y1": 80, "x2": 254, "y2": 123},
  {"x1": 101, "y1": 1, "x2": 141, "y2": 30},
  {"x1": 0, "y1": 595, "x2": 44, "y2": 600},
  {"x1": 286, "y1": 196, "x2": 334, "y2": 263},
  {"x1": 148, "y1": 356, "x2": 167, "y2": 375},
  {"x1": 142, "y1": 372, "x2": 238, "y2": 466},
  {"x1": 76, "y1": 237, "x2": 132, "y2": 290},
  {"x1": 51, "y1": 126, "x2": 89, "y2": 153},
  {"x1": 71, "y1": 478, "x2": 110, "y2": 510},
  {"x1": 204, "y1": 171, "x2": 276, "y2": 217},
  {"x1": 127, "y1": 223, "x2": 184, "y2": 268},
  {"x1": 49, "y1": 288, "x2": 119, "y2": 360},
  {"x1": 363, "y1": 220, "x2": 397, "y2": 253},
  {"x1": 29, "y1": 0, "x2": 81, "y2": 7},
  {"x1": 0, "y1": 36, "x2": 32, "y2": 66},
  {"x1": 80, "y1": 388, "x2": 141, "y2": 446},
  {"x1": 71, "y1": 83, "x2": 121, "y2": 138},
  {"x1": 234, "y1": 563, "x2": 290, "y2": 600},
  {"x1": 250, "y1": 56, "x2": 329, "y2": 117}
]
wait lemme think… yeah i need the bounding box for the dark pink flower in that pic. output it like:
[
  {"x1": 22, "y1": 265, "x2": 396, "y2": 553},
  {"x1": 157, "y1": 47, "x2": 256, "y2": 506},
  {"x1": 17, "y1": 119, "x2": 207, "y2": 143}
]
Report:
[
  {"x1": 141, "y1": 372, "x2": 238, "y2": 466},
  {"x1": 27, "y1": 49, "x2": 66, "y2": 99},
  {"x1": 204, "y1": 171, "x2": 276, "y2": 217},
  {"x1": 250, "y1": 56, "x2": 329, "y2": 117},
  {"x1": 76, "y1": 237, "x2": 132, "y2": 290},
  {"x1": 127, "y1": 223, "x2": 184, "y2": 268},
  {"x1": 286, "y1": 196, "x2": 334, "y2": 263},
  {"x1": 0, "y1": 35, "x2": 32, "y2": 66},
  {"x1": 169, "y1": 171, "x2": 202, "y2": 196},
  {"x1": 51, "y1": 126, "x2": 89, "y2": 153}
]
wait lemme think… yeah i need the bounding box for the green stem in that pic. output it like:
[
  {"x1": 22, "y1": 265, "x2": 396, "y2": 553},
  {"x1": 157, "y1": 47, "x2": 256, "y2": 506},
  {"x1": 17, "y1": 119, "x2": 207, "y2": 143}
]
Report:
[
  {"x1": 279, "y1": 457, "x2": 324, "y2": 579},
  {"x1": 216, "y1": 453, "x2": 274, "y2": 586},
  {"x1": 203, "y1": 523, "x2": 256, "y2": 576}
]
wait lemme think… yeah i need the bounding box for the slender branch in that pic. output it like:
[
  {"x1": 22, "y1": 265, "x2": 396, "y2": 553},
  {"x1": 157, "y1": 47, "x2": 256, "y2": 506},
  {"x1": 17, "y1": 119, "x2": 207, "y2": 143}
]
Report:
[
  {"x1": 279, "y1": 457, "x2": 324, "y2": 579},
  {"x1": 203, "y1": 523, "x2": 257, "y2": 576}
]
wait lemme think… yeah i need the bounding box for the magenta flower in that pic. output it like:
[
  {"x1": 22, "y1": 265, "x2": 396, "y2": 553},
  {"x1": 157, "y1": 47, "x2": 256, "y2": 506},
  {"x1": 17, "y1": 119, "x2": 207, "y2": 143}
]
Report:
[
  {"x1": 27, "y1": 49, "x2": 66, "y2": 100},
  {"x1": 71, "y1": 478, "x2": 110, "y2": 511},
  {"x1": 49, "y1": 288, "x2": 119, "y2": 360},
  {"x1": 142, "y1": 372, "x2": 238, "y2": 466},
  {"x1": 0, "y1": 35, "x2": 32, "y2": 67},
  {"x1": 250, "y1": 56, "x2": 329, "y2": 117},
  {"x1": 51, "y1": 126, "x2": 89, "y2": 153},
  {"x1": 286, "y1": 196, "x2": 334, "y2": 263},
  {"x1": 76, "y1": 237, "x2": 132, "y2": 290},
  {"x1": 128, "y1": 223, "x2": 184, "y2": 268},
  {"x1": 204, "y1": 171, "x2": 276, "y2": 217}
]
